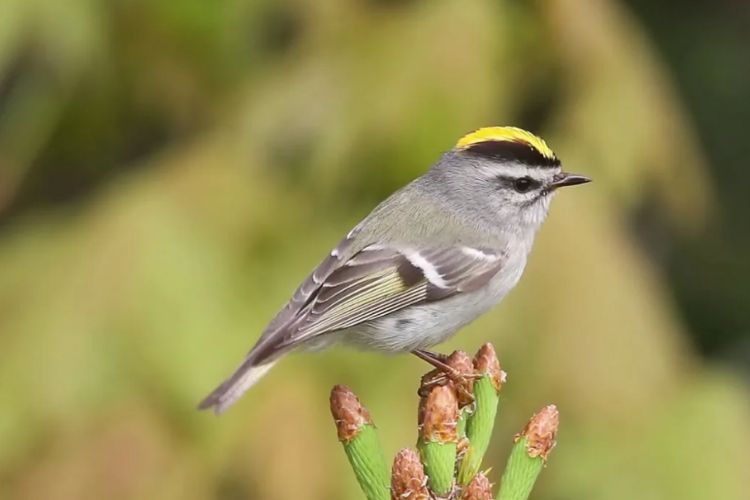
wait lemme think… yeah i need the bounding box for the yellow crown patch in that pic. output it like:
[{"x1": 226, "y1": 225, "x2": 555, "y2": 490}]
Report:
[{"x1": 455, "y1": 127, "x2": 556, "y2": 161}]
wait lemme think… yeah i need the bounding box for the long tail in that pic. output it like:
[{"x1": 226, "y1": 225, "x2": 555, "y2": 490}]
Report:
[{"x1": 198, "y1": 357, "x2": 279, "y2": 414}]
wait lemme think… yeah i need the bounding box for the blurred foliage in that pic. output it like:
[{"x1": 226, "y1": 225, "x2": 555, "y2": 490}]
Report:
[
  {"x1": 0, "y1": 0, "x2": 748, "y2": 499},
  {"x1": 626, "y1": 0, "x2": 750, "y2": 360}
]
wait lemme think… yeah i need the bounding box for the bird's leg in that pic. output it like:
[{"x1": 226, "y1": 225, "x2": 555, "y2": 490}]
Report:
[
  {"x1": 413, "y1": 349, "x2": 480, "y2": 402},
  {"x1": 412, "y1": 349, "x2": 452, "y2": 372}
]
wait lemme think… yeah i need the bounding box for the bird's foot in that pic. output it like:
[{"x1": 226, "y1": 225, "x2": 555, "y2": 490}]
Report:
[{"x1": 413, "y1": 349, "x2": 480, "y2": 406}]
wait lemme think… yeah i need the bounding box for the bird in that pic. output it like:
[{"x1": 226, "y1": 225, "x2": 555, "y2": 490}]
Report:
[{"x1": 198, "y1": 126, "x2": 590, "y2": 414}]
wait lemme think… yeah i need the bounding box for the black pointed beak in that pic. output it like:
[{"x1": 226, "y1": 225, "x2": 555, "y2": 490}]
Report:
[{"x1": 549, "y1": 172, "x2": 591, "y2": 190}]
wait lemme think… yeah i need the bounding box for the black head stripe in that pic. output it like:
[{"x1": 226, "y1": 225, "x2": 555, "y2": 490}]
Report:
[{"x1": 463, "y1": 140, "x2": 560, "y2": 168}]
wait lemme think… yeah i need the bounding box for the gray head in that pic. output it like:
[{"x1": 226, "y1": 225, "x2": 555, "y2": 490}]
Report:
[{"x1": 422, "y1": 127, "x2": 590, "y2": 235}]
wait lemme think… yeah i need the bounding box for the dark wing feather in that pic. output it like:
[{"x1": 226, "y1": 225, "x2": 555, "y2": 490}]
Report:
[
  {"x1": 417, "y1": 247, "x2": 507, "y2": 299},
  {"x1": 247, "y1": 226, "x2": 362, "y2": 362}
]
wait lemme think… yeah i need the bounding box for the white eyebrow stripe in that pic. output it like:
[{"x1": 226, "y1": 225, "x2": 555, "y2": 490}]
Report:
[
  {"x1": 477, "y1": 163, "x2": 555, "y2": 181},
  {"x1": 404, "y1": 250, "x2": 449, "y2": 288}
]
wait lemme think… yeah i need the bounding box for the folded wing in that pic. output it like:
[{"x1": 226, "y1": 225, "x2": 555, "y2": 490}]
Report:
[{"x1": 261, "y1": 243, "x2": 507, "y2": 358}]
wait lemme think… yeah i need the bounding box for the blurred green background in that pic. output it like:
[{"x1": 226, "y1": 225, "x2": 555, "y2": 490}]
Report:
[{"x1": 1, "y1": 0, "x2": 748, "y2": 499}]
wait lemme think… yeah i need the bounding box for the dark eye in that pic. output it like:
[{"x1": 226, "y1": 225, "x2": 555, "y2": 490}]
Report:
[{"x1": 513, "y1": 177, "x2": 537, "y2": 193}]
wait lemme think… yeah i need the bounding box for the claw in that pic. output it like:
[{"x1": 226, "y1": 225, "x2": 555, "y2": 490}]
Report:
[{"x1": 413, "y1": 349, "x2": 479, "y2": 408}]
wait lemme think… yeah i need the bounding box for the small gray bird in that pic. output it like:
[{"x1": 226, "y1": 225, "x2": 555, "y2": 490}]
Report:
[{"x1": 199, "y1": 126, "x2": 590, "y2": 414}]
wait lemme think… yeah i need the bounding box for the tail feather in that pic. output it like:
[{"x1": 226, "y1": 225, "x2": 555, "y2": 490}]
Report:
[{"x1": 198, "y1": 358, "x2": 278, "y2": 414}]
